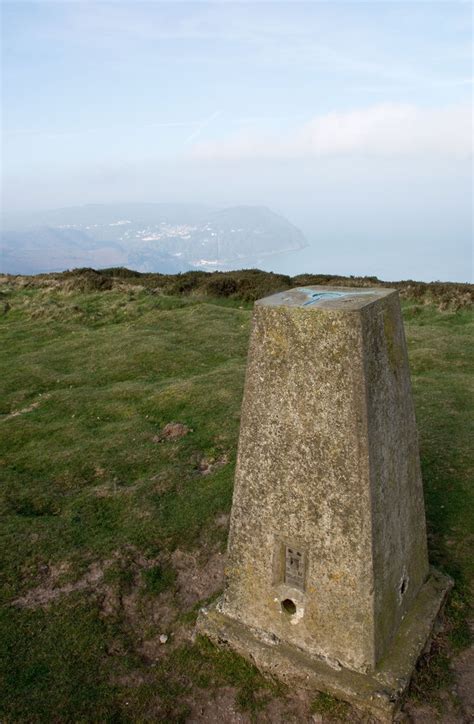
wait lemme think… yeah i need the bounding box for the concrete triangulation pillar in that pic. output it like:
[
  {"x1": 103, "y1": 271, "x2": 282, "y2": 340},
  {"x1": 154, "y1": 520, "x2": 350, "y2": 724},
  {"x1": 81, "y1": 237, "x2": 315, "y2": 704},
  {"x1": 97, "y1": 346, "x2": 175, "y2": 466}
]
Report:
[{"x1": 197, "y1": 286, "x2": 452, "y2": 721}]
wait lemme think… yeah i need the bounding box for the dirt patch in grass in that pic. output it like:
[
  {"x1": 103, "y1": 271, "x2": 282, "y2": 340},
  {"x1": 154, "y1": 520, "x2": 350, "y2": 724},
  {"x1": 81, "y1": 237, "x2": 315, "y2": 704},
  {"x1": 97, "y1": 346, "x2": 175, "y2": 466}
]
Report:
[
  {"x1": 12, "y1": 560, "x2": 111, "y2": 608},
  {"x1": 11, "y1": 543, "x2": 226, "y2": 666},
  {"x1": 110, "y1": 670, "x2": 155, "y2": 688},
  {"x1": 403, "y1": 614, "x2": 473, "y2": 723},
  {"x1": 215, "y1": 512, "x2": 230, "y2": 529},
  {"x1": 153, "y1": 421, "x2": 192, "y2": 442},
  {"x1": 262, "y1": 689, "x2": 316, "y2": 723},
  {"x1": 184, "y1": 681, "x2": 317, "y2": 723},
  {"x1": 8, "y1": 548, "x2": 473, "y2": 723},
  {"x1": 403, "y1": 698, "x2": 464, "y2": 723},
  {"x1": 2, "y1": 393, "x2": 51, "y2": 421},
  {"x1": 140, "y1": 621, "x2": 181, "y2": 662},
  {"x1": 450, "y1": 640, "x2": 474, "y2": 721},
  {"x1": 172, "y1": 547, "x2": 226, "y2": 609},
  {"x1": 119, "y1": 585, "x2": 182, "y2": 661},
  {"x1": 185, "y1": 685, "x2": 251, "y2": 723},
  {"x1": 197, "y1": 453, "x2": 229, "y2": 476}
]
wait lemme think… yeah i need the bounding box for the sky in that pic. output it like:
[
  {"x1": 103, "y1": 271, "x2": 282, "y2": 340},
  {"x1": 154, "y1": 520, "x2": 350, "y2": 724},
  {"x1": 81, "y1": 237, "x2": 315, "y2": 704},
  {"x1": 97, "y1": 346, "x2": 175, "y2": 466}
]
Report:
[{"x1": 1, "y1": 0, "x2": 472, "y2": 281}]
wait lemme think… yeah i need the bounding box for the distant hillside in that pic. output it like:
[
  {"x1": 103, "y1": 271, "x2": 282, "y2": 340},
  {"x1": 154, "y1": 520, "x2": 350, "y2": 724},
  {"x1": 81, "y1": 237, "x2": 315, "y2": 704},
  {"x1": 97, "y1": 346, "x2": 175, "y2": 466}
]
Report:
[
  {"x1": 1, "y1": 227, "x2": 127, "y2": 276},
  {"x1": 0, "y1": 227, "x2": 191, "y2": 276},
  {"x1": 1, "y1": 203, "x2": 307, "y2": 275}
]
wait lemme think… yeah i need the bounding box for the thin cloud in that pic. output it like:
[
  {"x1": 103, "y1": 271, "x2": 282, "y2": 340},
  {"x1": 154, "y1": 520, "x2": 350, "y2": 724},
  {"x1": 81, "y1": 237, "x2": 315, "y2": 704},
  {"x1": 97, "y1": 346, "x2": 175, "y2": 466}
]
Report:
[
  {"x1": 17, "y1": 3, "x2": 470, "y2": 91},
  {"x1": 191, "y1": 103, "x2": 472, "y2": 161},
  {"x1": 184, "y1": 110, "x2": 222, "y2": 144}
]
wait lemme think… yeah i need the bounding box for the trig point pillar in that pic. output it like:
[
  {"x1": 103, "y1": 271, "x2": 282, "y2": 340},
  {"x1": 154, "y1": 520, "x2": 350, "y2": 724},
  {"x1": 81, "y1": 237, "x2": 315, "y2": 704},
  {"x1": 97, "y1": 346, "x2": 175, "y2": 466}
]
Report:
[{"x1": 197, "y1": 286, "x2": 452, "y2": 721}]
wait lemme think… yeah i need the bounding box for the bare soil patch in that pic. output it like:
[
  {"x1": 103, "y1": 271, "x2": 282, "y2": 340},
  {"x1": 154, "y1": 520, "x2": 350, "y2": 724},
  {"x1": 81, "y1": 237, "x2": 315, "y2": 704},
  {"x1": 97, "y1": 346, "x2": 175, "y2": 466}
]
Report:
[
  {"x1": 9, "y1": 549, "x2": 474, "y2": 724},
  {"x1": 451, "y1": 642, "x2": 474, "y2": 721},
  {"x1": 197, "y1": 454, "x2": 229, "y2": 476},
  {"x1": 172, "y1": 547, "x2": 226, "y2": 609},
  {"x1": 215, "y1": 512, "x2": 230, "y2": 529},
  {"x1": 153, "y1": 422, "x2": 192, "y2": 442},
  {"x1": 403, "y1": 699, "x2": 464, "y2": 723},
  {"x1": 185, "y1": 686, "x2": 251, "y2": 723},
  {"x1": 2, "y1": 393, "x2": 51, "y2": 422},
  {"x1": 12, "y1": 560, "x2": 110, "y2": 608}
]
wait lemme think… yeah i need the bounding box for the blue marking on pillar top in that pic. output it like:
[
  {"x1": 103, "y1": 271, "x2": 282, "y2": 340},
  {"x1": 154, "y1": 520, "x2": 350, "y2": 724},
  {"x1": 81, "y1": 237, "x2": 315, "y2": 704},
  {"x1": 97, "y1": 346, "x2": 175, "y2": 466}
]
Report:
[{"x1": 296, "y1": 288, "x2": 377, "y2": 307}]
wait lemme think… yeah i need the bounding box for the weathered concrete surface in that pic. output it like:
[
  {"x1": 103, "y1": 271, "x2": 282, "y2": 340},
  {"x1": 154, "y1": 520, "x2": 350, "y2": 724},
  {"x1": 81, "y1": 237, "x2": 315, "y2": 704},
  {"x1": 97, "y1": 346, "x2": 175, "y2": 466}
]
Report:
[
  {"x1": 361, "y1": 293, "x2": 430, "y2": 662},
  {"x1": 198, "y1": 569, "x2": 452, "y2": 722},
  {"x1": 196, "y1": 285, "x2": 451, "y2": 718}
]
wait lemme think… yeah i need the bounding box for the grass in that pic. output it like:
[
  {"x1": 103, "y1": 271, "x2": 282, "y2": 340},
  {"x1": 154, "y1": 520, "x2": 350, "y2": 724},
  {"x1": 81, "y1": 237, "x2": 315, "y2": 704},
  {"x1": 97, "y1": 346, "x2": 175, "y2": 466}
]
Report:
[
  {"x1": 0, "y1": 278, "x2": 472, "y2": 721},
  {"x1": 1, "y1": 596, "x2": 120, "y2": 721},
  {"x1": 311, "y1": 691, "x2": 350, "y2": 720},
  {"x1": 142, "y1": 564, "x2": 176, "y2": 595}
]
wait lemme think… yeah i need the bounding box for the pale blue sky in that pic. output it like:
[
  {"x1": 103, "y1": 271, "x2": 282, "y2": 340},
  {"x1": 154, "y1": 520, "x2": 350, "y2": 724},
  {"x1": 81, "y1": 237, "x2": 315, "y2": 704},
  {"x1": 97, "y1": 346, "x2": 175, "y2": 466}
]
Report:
[{"x1": 1, "y1": 1, "x2": 472, "y2": 281}]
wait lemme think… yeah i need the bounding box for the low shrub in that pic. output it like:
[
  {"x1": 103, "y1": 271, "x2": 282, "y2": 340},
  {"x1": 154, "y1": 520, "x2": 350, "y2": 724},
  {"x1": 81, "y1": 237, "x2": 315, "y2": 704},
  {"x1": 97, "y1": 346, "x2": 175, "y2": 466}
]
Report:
[{"x1": 2, "y1": 268, "x2": 472, "y2": 309}]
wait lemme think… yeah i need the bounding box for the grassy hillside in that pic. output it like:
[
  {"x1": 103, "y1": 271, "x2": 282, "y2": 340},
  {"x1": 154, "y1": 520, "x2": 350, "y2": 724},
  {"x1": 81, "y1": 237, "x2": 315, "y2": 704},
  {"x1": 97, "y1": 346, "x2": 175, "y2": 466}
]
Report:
[{"x1": 0, "y1": 271, "x2": 472, "y2": 721}]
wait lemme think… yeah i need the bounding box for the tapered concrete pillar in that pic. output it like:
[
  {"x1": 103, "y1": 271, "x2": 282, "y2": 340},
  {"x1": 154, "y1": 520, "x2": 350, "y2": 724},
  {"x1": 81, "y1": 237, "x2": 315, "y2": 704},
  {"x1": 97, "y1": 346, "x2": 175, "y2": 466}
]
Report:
[{"x1": 197, "y1": 286, "x2": 451, "y2": 720}]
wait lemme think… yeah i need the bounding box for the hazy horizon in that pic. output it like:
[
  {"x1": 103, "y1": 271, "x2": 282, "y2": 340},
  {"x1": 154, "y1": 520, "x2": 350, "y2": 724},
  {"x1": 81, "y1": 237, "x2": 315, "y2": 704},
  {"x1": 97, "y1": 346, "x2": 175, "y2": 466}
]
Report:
[{"x1": 1, "y1": 1, "x2": 472, "y2": 282}]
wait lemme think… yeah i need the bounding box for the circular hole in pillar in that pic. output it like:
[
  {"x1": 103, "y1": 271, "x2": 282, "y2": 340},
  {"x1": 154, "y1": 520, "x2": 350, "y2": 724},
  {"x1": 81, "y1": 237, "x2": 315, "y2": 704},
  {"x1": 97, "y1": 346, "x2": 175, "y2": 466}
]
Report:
[{"x1": 281, "y1": 598, "x2": 296, "y2": 615}]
